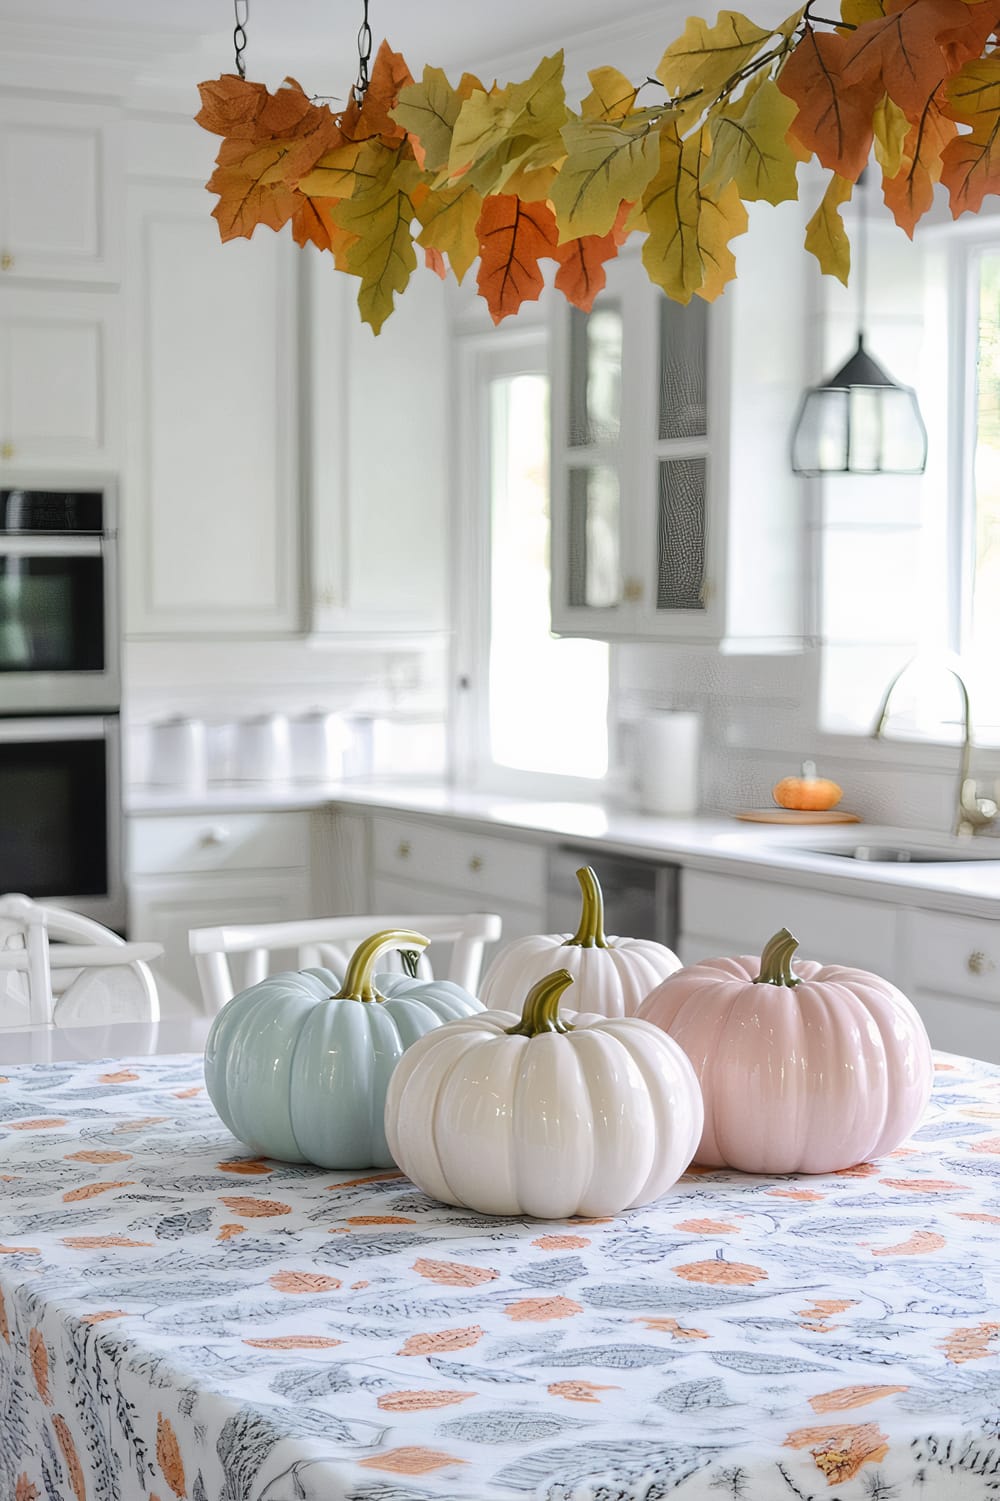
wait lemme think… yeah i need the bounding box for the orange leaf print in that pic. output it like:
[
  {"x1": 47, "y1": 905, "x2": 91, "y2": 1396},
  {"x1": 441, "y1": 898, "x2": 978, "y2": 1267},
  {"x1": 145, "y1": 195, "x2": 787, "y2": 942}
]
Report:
[
  {"x1": 784, "y1": 1421, "x2": 890, "y2": 1484},
  {"x1": 834, "y1": 1162, "x2": 879, "y2": 1177},
  {"x1": 0, "y1": 1243, "x2": 39, "y2": 1255},
  {"x1": 65, "y1": 1151, "x2": 132, "y2": 1165},
  {"x1": 674, "y1": 1219, "x2": 740, "y2": 1233},
  {"x1": 798, "y1": 1298, "x2": 858, "y2": 1333},
  {"x1": 359, "y1": 1447, "x2": 466, "y2": 1475},
  {"x1": 156, "y1": 1413, "x2": 186, "y2": 1499},
  {"x1": 880, "y1": 1177, "x2": 964, "y2": 1193},
  {"x1": 99, "y1": 1070, "x2": 139, "y2": 1083},
  {"x1": 397, "y1": 1325, "x2": 484, "y2": 1356},
  {"x1": 377, "y1": 1390, "x2": 475, "y2": 1412},
  {"x1": 635, "y1": 1317, "x2": 708, "y2": 1340},
  {"x1": 504, "y1": 1296, "x2": 583, "y2": 1322},
  {"x1": 79, "y1": 1311, "x2": 127, "y2": 1325},
  {"x1": 960, "y1": 1108, "x2": 1000, "y2": 1118},
  {"x1": 216, "y1": 1159, "x2": 272, "y2": 1174},
  {"x1": 8, "y1": 1118, "x2": 68, "y2": 1130},
  {"x1": 15, "y1": 1476, "x2": 40, "y2": 1501},
  {"x1": 29, "y1": 1329, "x2": 50, "y2": 1405},
  {"x1": 51, "y1": 1415, "x2": 86, "y2": 1501},
  {"x1": 173, "y1": 1086, "x2": 202, "y2": 1098},
  {"x1": 244, "y1": 1335, "x2": 344, "y2": 1349},
  {"x1": 868, "y1": 1230, "x2": 946, "y2": 1256},
  {"x1": 940, "y1": 1322, "x2": 1000, "y2": 1364},
  {"x1": 767, "y1": 1189, "x2": 825, "y2": 1202},
  {"x1": 61, "y1": 1236, "x2": 152, "y2": 1249},
  {"x1": 675, "y1": 1258, "x2": 767, "y2": 1286},
  {"x1": 113, "y1": 1117, "x2": 168, "y2": 1133},
  {"x1": 0, "y1": 1290, "x2": 9, "y2": 1343},
  {"x1": 351, "y1": 1280, "x2": 368, "y2": 1290},
  {"x1": 969, "y1": 1135, "x2": 1000, "y2": 1154},
  {"x1": 269, "y1": 1271, "x2": 341, "y2": 1294},
  {"x1": 549, "y1": 1380, "x2": 620, "y2": 1402},
  {"x1": 954, "y1": 1212, "x2": 1000, "y2": 1224},
  {"x1": 533, "y1": 1235, "x2": 591, "y2": 1250},
  {"x1": 217, "y1": 1224, "x2": 246, "y2": 1241},
  {"x1": 347, "y1": 1215, "x2": 415, "y2": 1226},
  {"x1": 219, "y1": 1196, "x2": 291, "y2": 1217},
  {"x1": 810, "y1": 1385, "x2": 909, "y2": 1413},
  {"x1": 63, "y1": 1181, "x2": 134, "y2": 1203},
  {"x1": 475, "y1": 195, "x2": 559, "y2": 323},
  {"x1": 413, "y1": 1258, "x2": 498, "y2": 1287},
  {"x1": 327, "y1": 1171, "x2": 403, "y2": 1190},
  {"x1": 424, "y1": 245, "x2": 447, "y2": 279}
]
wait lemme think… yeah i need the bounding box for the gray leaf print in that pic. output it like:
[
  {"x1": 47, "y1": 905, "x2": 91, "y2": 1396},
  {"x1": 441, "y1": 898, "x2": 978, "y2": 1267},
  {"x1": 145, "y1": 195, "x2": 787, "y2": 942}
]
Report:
[
  {"x1": 439, "y1": 1409, "x2": 585, "y2": 1444},
  {"x1": 582, "y1": 1282, "x2": 784, "y2": 1312},
  {"x1": 656, "y1": 1378, "x2": 739, "y2": 1411},
  {"x1": 487, "y1": 1331, "x2": 565, "y2": 1361},
  {"x1": 796, "y1": 1340, "x2": 916, "y2": 1365},
  {"x1": 524, "y1": 1343, "x2": 684, "y2": 1369},
  {"x1": 155, "y1": 1207, "x2": 214, "y2": 1239},
  {"x1": 426, "y1": 1357, "x2": 533, "y2": 1384},
  {"x1": 493, "y1": 1439, "x2": 721, "y2": 1494},
  {"x1": 269, "y1": 1365, "x2": 360, "y2": 1400},
  {"x1": 311, "y1": 1232, "x2": 433, "y2": 1263},
  {"x1": 710, "y1": 1351, "x2": 835, "y2": 1374},
  {"x1": 508, "y1": 1256, "x2": 589, "y2": 1287}
]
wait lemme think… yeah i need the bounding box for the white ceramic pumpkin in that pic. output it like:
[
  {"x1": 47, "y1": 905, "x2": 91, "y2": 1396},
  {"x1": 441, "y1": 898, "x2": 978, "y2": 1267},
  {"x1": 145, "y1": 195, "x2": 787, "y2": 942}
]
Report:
[
  {"x1": 637, "y1": 927, "x2": 934, "y2": 1174},
  {"x1": 479, "y1": 866, "x2": 681, "y2": 1018},
  {"x1": 384, "y1": 967, "x2": 704, "y2": 1218},
  {"x1": 204, "y1": 929, "x2": 483, "y2": 1170}
]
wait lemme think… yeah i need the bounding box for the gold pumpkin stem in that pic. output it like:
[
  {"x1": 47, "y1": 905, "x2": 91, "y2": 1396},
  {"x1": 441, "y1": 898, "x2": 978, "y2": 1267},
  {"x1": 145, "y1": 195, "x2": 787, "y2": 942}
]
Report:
[
  {"x1": 334, "y1": 928, "x2": 430, "y2": 1003},
  {"x1": 505, "y1": 969, "x2": 576, "y2": 1037},
  {"x1": 753, "y1": 927, "x2": 801, "y2": 988},
  {"x1": 567, "y1": 866, "x2": 609, "y2": 948}
]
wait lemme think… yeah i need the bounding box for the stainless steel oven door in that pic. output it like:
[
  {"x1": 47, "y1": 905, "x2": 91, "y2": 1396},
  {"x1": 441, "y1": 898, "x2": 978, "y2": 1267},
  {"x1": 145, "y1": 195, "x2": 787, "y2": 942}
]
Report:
[
  {"x1": 0, "y1": 715, "x2": 124, "y2": 931},
  {"x1": 0, "y1": 533, "x2": 120, "y2": 713}
]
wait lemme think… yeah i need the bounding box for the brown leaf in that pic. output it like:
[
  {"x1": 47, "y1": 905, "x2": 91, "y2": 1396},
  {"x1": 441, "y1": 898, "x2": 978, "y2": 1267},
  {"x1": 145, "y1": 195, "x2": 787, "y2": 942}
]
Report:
[
  {"x1": 475, "y1": 194, "x2": 559, "y2": 322},
  {"x1": 156, "y1": 1413, "x2": 186, "y2": 1499},
  {"x1": 195, "y1": 75, "x2": 271, "y2": 139},
  {"x1": 784, "y1": 1421, "x2": 890, "y2": 1484},
  {"x1": 218, "y1": 1196, "x2": 291, "y2": 1217},
  {"x1": 412, "y1": 1258, "x2": 498, "y2": 1286},
  {"x1": 327, "y1": 1171, "x2": 403, "y2": 1190},
  {"x1": 63, "y1": 1181, "x2": 133, "y2": 1203},
  {"x1": 51, "y1": 1416, "x2": 86, "y2": 1501},
  {"x1": 269, "y1": 1270, "x2": 341, "y2": 1293},
  {"x1": 397, "y1": 1325, "x2": 484, "y2": 1356},
  {"x1": 377, "y1": 1390, "x2": 475, "y2": 1411}
]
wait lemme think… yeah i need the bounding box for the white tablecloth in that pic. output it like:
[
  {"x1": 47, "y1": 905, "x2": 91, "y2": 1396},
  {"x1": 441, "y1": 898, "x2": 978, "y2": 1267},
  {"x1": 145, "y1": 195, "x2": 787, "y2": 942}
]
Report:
[{"x1": 1, "y1": 1050, "x2": 999, "y2": 1500}]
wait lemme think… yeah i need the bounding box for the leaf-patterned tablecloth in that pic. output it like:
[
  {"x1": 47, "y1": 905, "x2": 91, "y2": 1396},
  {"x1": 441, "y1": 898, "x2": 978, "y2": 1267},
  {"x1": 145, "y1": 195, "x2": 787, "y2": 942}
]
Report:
[{"x1": 1, "y1": 1052, "x2": 1000, "y2": 1501}]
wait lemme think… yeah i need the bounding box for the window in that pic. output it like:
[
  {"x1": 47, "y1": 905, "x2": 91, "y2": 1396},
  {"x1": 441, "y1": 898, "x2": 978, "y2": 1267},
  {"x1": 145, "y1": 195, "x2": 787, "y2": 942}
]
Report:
[
  {"x1": 964, "y1": 247, "x2": 1000, "y2": 722},
  {"x1": 453, "y1": 335, "x2": 610, "y2": 791}
]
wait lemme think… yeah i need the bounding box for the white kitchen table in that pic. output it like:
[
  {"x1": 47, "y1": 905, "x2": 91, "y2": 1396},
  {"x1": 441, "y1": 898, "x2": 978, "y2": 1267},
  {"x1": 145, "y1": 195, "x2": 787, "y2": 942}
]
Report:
[{"x1": 0, "y1": 1013, "x2": 213, "y2": 1064}]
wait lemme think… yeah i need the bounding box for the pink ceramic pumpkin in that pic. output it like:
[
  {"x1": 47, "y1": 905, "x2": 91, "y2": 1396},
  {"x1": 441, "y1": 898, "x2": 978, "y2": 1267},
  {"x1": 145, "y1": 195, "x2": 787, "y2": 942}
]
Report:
[{"x1": 637, "y1": 927, "x2": 933, "y2": 1174}]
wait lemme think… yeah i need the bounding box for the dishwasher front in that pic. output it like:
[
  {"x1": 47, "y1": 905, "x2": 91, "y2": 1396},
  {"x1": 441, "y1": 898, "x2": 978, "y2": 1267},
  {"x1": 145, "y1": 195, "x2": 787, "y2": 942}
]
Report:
[{"x1": 547, "y1": 844, "x2": 680, "y2": 947}]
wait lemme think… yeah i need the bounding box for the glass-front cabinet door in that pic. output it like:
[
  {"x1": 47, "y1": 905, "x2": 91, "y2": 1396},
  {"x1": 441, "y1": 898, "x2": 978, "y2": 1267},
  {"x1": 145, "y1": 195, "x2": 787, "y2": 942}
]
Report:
[{"x1": 551, "y1": 252, "x2": 715, "y2": 639}]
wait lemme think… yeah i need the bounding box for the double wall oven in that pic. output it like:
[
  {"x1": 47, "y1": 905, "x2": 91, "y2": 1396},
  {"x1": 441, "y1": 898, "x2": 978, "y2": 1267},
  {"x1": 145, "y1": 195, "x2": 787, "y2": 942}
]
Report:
[{"x1": 0, "y1": 478, "x2": 124, "y2": 929}]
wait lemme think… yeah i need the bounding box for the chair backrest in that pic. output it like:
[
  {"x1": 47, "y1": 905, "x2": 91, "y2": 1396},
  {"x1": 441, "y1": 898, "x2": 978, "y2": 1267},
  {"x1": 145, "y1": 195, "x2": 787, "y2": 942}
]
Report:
[
  {"x1": 188, "y1": 911, "x2": 503, "y2": 1015},
  {"x1": 0, "y1": 894, "x2": 162, "y2": 1029}
]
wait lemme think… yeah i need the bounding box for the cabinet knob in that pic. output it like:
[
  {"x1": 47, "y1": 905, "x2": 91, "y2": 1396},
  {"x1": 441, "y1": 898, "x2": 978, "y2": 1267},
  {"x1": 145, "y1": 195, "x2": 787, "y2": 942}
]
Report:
[
  {"x1": 0, "y1": 253, "x2": 12, "y2": 272},
  {"x1": 699, "y1": 579, "x2": 715, "y2": 605},
  {"x1": 623, "y1": 577, "x2": 644, "y2": 603},
  {"x1": 397, "y1": 840, "x2": 411, "y2": 859},
  {"x1": 469, "y1": 855, "x2": 483, "y2": 873},
  {"x1": 967, "y1": 950, "x2": 995, "y2": 976},
  {"x1": 0, "y1": 442, "x2": 14, "y2": 461},
  {"x1": 198, "y1": 826, "x2": 229, "y2": 848}
]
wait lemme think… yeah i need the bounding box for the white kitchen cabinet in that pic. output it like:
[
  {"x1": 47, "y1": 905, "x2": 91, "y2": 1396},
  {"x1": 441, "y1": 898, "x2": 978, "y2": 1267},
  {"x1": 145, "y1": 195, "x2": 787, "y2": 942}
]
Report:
[
  {"x1": 901, "y1": 908, "x2": 1000, "y2": 1062},
  {"x1": 305, "y1": 250, "x2": 449, "y2": 638},
  {"x1": 0, "y1": 289, "x2": 120, "y2": 467},
  {"x1": 0, "y1": 96, "x2": 121, "y2": 284},
  {"x1": 550, "y1": 205, "x2": 806, "y2": 651},
  {"x1": 128, "y1": 810, "x2": 314, "y2": 1015},
  {"x1": 124, "y1": 180, "x2": 300, "y2": 638}
]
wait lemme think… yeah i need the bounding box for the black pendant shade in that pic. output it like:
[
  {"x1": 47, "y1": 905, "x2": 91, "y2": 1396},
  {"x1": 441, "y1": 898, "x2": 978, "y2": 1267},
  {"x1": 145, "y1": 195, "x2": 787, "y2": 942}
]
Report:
[{"x1": 791, "y1": 334, "x2": 928, "y2": 476}]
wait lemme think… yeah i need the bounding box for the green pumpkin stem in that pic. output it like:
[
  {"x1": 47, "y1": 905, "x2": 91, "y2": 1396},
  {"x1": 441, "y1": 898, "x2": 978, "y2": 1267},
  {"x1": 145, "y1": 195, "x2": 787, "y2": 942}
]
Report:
[
  {"x1": 567, "y1": 867, "x2": 609, "y2": 949},
  {"x1": 334, "y1": 928, "x2": 430, "y2": 1003},
  {"x1": 753, "y1": 927, "x2": 801, "y2": 988},
  {"x1": 505, "y1": 969, "x2": 576, "y2": 1037}
]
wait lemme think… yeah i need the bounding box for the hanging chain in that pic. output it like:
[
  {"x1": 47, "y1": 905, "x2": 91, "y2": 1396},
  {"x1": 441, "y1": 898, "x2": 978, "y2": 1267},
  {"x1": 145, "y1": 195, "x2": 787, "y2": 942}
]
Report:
[
  {"x1": 233, "y1": 0, "x2": 249, "y2": 79},
  {"x1": 353, "y1": 0, "x2": 373, "y2": 103}
]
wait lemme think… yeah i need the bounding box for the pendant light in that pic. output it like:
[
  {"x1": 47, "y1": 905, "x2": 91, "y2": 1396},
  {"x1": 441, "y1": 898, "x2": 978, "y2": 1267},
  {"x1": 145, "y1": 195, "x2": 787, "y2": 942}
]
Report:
[{"x1": 791, "y1": 169, "x2": 928, "y2": 477}]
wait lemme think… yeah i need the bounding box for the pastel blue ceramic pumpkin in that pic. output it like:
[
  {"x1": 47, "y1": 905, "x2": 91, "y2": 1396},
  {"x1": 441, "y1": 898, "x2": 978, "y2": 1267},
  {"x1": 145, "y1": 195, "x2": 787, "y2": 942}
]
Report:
[{"x1": 204, "y1": 929, "x2": 483, "y2": 1169}]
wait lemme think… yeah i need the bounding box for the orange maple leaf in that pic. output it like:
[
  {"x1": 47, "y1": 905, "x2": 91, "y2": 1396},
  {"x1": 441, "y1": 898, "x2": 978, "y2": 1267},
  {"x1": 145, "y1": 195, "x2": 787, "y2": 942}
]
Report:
[
  {"x1": 940, "y1": 104, "x2": 1000, "y2": 215},
  {"x1": 341, "y1": 41, "x2": 415, "y2": 144},
  {"x1": 839, "y1": 0, "x2": 980, "y2": 114},
  {"x1": 552, "y1": 207, "x2": 629, "y2": 312},
  {"x1": 475, "y1": 194, "x2": 560, "y2": 322},
  {"x1": 778, "y1": 26, "x2": 877, "y2": 180}
]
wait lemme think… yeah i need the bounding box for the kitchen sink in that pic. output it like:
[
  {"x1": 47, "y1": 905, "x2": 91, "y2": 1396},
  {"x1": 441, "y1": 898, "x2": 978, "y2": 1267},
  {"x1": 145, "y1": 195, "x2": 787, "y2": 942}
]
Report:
[{"x1": 795, "y1": 842, "x2": 1000, "y2": 864}]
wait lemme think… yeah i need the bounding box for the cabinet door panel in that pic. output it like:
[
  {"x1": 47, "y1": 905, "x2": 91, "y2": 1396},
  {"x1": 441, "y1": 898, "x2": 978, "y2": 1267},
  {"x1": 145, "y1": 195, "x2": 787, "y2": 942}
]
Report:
[
  {"x1": 658, "y1": 297, "x2": 708, "y2": 440},
  {"x1": 0, "y1": 291, "x2": 116, "y2": 466},
  {"x1": 567, "y1": 466, "x2": 621, "y2": 609},
  {"x1": 656, "y1": 457, "x2": 707, "y2": 611},
  {"x1": 909, "y1": 988, "x2": 1000, "y2": 1065}
]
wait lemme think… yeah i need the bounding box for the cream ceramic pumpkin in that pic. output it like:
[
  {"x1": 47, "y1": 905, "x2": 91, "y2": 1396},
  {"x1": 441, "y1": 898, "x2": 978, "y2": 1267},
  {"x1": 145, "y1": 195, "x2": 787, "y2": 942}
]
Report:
[
  {"x1": 637, "y1": 927, "x2": 933, "y2": 1175},
  {"x1": 479, "y1": 866, "x2": 681, "y2": 1018},
  {"x1": 384, "y1": 968, "x2": 704, "y2": 1218}
]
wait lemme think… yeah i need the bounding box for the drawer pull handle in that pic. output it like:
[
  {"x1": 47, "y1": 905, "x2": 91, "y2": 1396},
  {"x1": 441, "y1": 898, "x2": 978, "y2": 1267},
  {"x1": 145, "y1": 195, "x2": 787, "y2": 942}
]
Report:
[
  {"x1": 967, "y1": 950, "x2": 996, "y2": 976},
  {"x1": 0, "y1": 253, "x2": 12, "y2": 272},
  {"x1": 469, "y1": 856, "x2": 483, "y2": 873},
  {"x1": 199, "y1": 826, "x2": 229, "y2": 848},
  {"x1": 0, "y1": 442, "x2": 14, "y2": 461},
  {"x1": 397, "y1": 840, "x2": 411, "y2": 859}
]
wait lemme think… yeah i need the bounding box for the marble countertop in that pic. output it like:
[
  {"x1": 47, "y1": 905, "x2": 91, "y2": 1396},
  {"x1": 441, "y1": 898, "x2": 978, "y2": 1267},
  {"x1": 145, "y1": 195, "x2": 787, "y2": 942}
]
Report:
[{"x1": 127, "y1": 779, "x2": 1000, "y2": 918}]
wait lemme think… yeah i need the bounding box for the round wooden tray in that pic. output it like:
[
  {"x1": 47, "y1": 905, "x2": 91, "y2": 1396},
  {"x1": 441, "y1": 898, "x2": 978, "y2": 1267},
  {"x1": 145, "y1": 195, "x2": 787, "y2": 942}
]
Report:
[{"x1": 734, "y1": 809, "x2": 861, "y2": 825}]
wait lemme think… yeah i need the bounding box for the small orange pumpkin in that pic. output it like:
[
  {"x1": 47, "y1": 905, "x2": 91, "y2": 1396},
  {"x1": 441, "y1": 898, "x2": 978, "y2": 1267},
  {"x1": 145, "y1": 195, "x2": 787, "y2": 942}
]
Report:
[{"x1": 772, "y1": 761, "x2": 842, "y2": 811}]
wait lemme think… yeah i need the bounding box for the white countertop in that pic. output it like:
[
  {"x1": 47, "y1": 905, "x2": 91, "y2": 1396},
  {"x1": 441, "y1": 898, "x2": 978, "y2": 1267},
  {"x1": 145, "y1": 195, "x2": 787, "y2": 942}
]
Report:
[{"x1": 127, "y1": 780, "x2": 1000, "y2": 919}]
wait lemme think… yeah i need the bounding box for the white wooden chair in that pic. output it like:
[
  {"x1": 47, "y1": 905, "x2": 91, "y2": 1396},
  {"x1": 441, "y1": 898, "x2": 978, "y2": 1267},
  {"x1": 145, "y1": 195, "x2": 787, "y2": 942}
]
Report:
[
  {"x1": 0, "y1": 894, "x2": 162, "y2": 1029},
  {"x1": 188, "y1": 911, "x2": 503, "y2": 1015}
]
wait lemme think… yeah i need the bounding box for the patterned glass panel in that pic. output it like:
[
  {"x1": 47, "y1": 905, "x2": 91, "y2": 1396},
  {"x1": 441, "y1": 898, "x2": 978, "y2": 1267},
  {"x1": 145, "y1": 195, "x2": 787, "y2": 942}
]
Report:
[
  {"x1": 657, "y1": 458, "x2": 706, "y2": 610},
  {"x1": 568, "y1": 305, "x2": 623, "y2": 446},
  {"x1": 659, "y1": 297, "x2": 708, "y2": 440},
  {"x1": 567, "y1": 467, "x2": 620, "y2": 608}
]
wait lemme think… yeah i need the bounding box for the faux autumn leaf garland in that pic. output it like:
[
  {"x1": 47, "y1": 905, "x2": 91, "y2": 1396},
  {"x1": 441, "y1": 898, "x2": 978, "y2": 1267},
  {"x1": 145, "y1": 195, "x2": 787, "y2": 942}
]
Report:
[{"x1": 195, "y1": 0, "x2": 1000, "y2": 334}]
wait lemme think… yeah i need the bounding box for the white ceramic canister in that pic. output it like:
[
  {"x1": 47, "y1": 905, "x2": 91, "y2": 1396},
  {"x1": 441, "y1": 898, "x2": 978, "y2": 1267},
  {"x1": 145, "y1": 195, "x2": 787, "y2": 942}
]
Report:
[
  {"x1": 635, "y1": 711, "x2": 701, "y2": 816},
  {"x1": 289, "y1": 710, "x2": 345, "y2": 782},
  {"x1": 234, "y1": 712, "x2": 292, "y2": 783},
  {"x1": 146, "y1": 717, "x2": 207, "y2": 792}
]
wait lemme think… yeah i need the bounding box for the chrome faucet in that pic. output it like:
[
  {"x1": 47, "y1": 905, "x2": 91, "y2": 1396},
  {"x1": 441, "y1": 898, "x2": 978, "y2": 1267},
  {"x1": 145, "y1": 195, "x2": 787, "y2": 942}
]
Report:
[{"x1": 872, "y1": 658, "x2": 998, "y2": 838}]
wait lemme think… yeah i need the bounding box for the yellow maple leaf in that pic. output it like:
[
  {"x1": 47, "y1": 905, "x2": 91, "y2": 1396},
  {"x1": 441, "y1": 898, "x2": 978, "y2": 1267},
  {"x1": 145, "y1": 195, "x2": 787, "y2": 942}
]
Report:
[
  {"x1": 501, "y1": 161, "x2": 561, "y2": 201},
  {"x1": 415, "y1": 181, "x2": 483, "y2": 283},
  {"x1": 696, "y1": 177, "x2": 749, "y2": 301},
  {"x1": 334, "y1": 144, "x2": 422, "y2": 332},
  {"x1": 390, "y1": 66, "x2": 483, "y2": 173},
  {"x1": 804, "y1": 173, "x2": 853, "y2": 284},
  {"x1": 294, "y1": 138, "x2": 364, "y2": 200},
  {"x1": 840, "y1": 0, "x2": 888, "y2": 22},
  {"x1": 657, "y1": 11, "x2": 775, "y2": 115},
  {"x1": 642, "y1": 125, "x2": 748, "y2": 304},
  {"x1": 702, "y1": 72, "x2": 801, "y2": 203},
  {"x1": 946, "y1": 56, "x2": 1000, "y2": 119},
  {"x1": 549, "y1": 115, "x2": 661, "y2": 240},
  {"x1": 580, "y1": 66, "x2": 640, "y2": 121},
  {"x1": 446, "y1": 52, "x2": 567, "y2": 194},
  {"x1": 872, "y1": 95, "x2": 909, "y2": 178}
]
